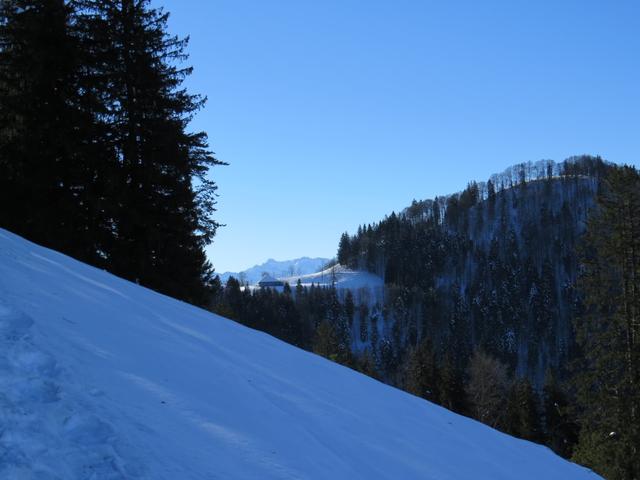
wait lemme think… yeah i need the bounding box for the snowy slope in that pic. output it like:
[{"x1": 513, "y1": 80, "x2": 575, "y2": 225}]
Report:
[
  {"x1": 0, "y1": 228, "x2": 599, "y2": 480},
  {"x1": 281, "y1": 264, "x2": 383, "y2": 291},
  {"x1": 219, "y1": 257, "x2": 329, "y2": 284},
  {"x1": 281, "y1": 265, "x2": 385, "y2": 309}
]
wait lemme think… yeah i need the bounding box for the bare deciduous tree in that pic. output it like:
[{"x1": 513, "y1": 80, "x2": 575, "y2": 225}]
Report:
[{"x1": 466, "y1": 350, "x2": 509, "y2": 428}]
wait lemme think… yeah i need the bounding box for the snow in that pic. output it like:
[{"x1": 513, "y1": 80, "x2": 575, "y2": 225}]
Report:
[
  {"x1": 219, "y1": 257, "x2": 329, "y2": 285},
  {"x1": 282, "y1": 265, "x2": 385, "y2": 309},
  {"x1": 282, "y1": 264, "x2": 384, "y2": 291},
  {"x1": 0, "y1": 228, "x2": 599, "y2": 479}
]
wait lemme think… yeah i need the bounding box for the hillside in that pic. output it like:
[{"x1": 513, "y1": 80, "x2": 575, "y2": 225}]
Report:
[
  {"x1": 336, "y1": 157, "x2": 606, "y2": 385},
  {"x1": 0, "y1": 228, "x2": 599, "y2": 479}
]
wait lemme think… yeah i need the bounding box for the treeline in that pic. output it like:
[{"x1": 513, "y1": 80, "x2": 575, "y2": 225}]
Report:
[
  {"x1": 0, "y1": 0, "x2": 223, "y2": 305},
  {"x1": 405, "y1": 344, "x2": 578, "y2": 457},
  {"x1": 211, "y1": 278, "x2": 378, "y2": 377}
]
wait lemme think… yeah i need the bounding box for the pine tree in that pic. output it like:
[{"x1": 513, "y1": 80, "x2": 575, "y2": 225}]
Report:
[
  {"x1": 573, "y1": 165, "x2": 640, "y2": 479},
  {"x1": 75, "y1": 0, "x2": 225, "y2": 304},
  {"x1": 404, "y1": 338, "x2": 439, "y2": 403},
  {"x1": 438, "y1": 352, "x2": 467, "y2": 414},
  {"x1": 543, "y1": 371, "x2": 578, "y2": 458},
  {"x1": 357, "y1": 349, "x2": 379, "y2": 379},
  {"x1": 0, "y1": 0, "x2": 110, "y2": 262},
  {"x1": 327, "y1": 286, "x2": 352, "y2": 365},
  {"x1": 0, "y1": 0, "x2": 224, "y2": 305},
  {"x1": 337, "y1": 232, "x2": 351, "y2": 267},
  {"x1": 313, "y1": 320, "x2": 339, "y2": 360},
  {"x1": 344, "y1": 289, "x2": 355, "y2": 327},
  {"x1": 504, "y1": 377, "x2": 542, "y2": 442}
]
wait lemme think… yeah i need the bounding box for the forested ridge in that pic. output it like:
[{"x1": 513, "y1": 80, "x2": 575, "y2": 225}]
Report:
[
  {"x1": 0, "y1": 0, "x2": 223, "y2": 305},
  {"x1": 337, "y1": 156, "x2": 605, "y2": 385}
]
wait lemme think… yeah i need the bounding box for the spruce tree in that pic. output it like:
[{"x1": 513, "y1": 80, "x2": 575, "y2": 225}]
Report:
[
  {"x1": 504, "y1": 378, "x2": 542, "y2": 443},
  {"x1": 404, "y1": 338, "x2": 440, "y2": 403},
  {"x1": 75, "y1": 0, "x2": 224, "y2": 304},
  {"x1": 438, "y1": 352, "x2": 467, "y2": 414},
  {"x1": 1, "y1": 0, "x2": 223, "y2": 305},
  {"x1": 0, "y1": 0, "x2": 110, "y2": 262},
  {"x1": 542, "y1": 371, "x2": 577, "y2": 458},
  {"x1": 573, "y1": 165, "x2": 640, "y2": 479}
]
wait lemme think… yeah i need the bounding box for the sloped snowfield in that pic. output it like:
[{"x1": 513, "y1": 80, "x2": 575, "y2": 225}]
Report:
[
  {"x1": 281, "y1": 264, "x2": 384, "y2": 291},
  {"x1": 0, "y1": 229, "x2": 599, "y2": 479}
]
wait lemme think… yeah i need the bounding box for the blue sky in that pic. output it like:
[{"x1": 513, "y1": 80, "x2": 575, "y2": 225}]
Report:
[{"x1": 157, "y1": 0, "x2": 640, "y2": 273}]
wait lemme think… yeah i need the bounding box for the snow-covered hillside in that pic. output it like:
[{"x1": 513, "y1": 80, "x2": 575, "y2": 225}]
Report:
[
  {"x1": 219, "y1": 257, "x2": 329, "y2": 284},
  {"x1": 280, "y1": 264, "x2": 385, "y2": 310},
  {"x1": 282, "y1": 264, "x2": 383, "y2": 291},
  {"x1": 0, "y1": 228, "x2": 599, "y2": 479}
]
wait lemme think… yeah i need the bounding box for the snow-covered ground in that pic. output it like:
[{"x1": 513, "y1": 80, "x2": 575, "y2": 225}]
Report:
[
  {"x1": 279, "y1": 264, "x2": 385, "y2": 308},
  {"x1": 281, "y1": 264, "x2": 383, "y2": 291},
  {"x1": 0, "y1": 228, "x2": 599, "y2": 479}
]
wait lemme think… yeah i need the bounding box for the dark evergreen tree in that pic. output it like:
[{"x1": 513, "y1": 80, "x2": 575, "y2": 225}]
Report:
[
  {"x1": 404, "y1": 338, "x2": 439, "y2": 403},
  {"x1": 357, "y1": 349, "x2": 379, "y2": 379},
  {"x1": 0, "y1": 0, "x2": 112, "y2": 262},
  {"x1": 438, "y1": 352, "x2": 467, "y2": 414},
  {"x1": 337, "y1": 232, "x2": 351, "y2": 266},
  {"x1": 543, "y1": 371, "x2": 578, "y2": 458},
  {"x1": 0, "y1": 0, "x2": 224, "y2": 306},
  {"x1": 344, "y1": 289, "x2": 355, "y2": 327},
  {"x1": 75, "y1": 0, "x2": 224, "y2": 304},
  {"x1": 314, "y1": 320, "x2": 339, "y2": 360},
  {"x1": 504, "y1": 378, "x2": 542, "y2": 443},
  {"x1": 573, "y1": 165, "x2": 640, "y2": 479}
]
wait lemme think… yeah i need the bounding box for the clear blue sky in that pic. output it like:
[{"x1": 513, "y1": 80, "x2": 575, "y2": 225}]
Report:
[{"x1": 156, "y1": 0, "x2": 640, "y2": 273}]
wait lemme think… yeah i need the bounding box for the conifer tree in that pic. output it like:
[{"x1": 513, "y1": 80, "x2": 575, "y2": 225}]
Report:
[
  {"x1": 337, "y1": 232, "x2": 351, "y2": 267},
  {"x1": 573, "y1": 165, "x2": 640, "y2": 479},
  {"x1": 314, "y1": 320, "x2": 339, "y2": 361},
  {"x1": 0, "y1": 0, "x2": 110, "y2": 262},
  {"x1": 1, "y1": 0, "x2": 224, "y2": 305},
  {"x1": 438, "y1": 352, "x2": 467, "y2": 414},
  {"x1": 73, "y1": 0, "x2": 224, "y2": 304},
  {"x1": 504, "y1": 378, "x2": 542, "y2": 442},
  {"x1": 404, "y1": 338, "x2": 440, "y2": 403},
  {"x1": 543, "y1": 371, "x2": 577, "y2": 458},
  {"x1": 357, "y1": 349, "x2": 379, "y2": 379}
]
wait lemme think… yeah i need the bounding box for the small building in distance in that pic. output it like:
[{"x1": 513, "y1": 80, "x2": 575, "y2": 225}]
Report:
[{"x1": 258, "y1": 273, "x2": 284, "y2": 289}]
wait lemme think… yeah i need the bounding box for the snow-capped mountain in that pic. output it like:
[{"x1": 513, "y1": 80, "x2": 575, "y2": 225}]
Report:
[
  {"x1": 0, "y1": 228, "x2": 599, "y2": 479},
  {"x1": 219, "y1": 257, "x2": 329, "y2": 284}
]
